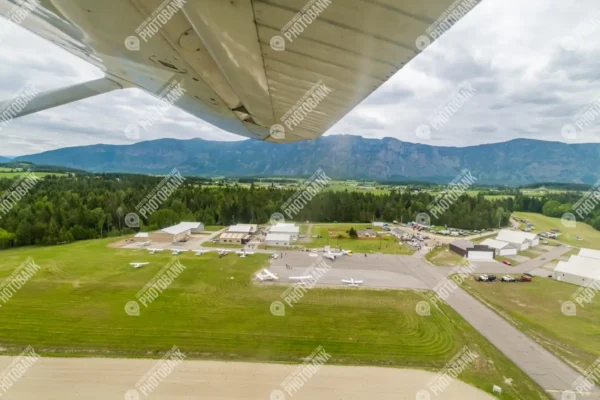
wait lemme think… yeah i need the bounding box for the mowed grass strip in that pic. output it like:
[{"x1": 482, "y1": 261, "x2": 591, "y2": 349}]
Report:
[
  {"x1": 0, "y1": 172, "x2": 67, "y2": 178},
  {"x1": 305, "y1": 225, "x2": 416, "y2": 255},
  {"x1": 513, "y1": 212, "x2": 600, "y2": 250},
  {"x1": 425, "y1": 245, "x2": 464, "y2": 267},
  {"x1": 0, "y1": 239, "x2": 548, "y2": 398},
  {"x1": 462, "y1": 276, "x2": 600, "y2": 377},
  {"x1": 0, "y1": 239, "x2": 450, "y2": 363}
]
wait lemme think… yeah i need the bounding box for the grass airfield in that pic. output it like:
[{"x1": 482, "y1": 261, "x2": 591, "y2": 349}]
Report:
[
  {"x1": 0, "y1": 238, "x2": 549, "y2": 398},
  {"x1": 462, "y1": 276, "x2": 600, "y2": 379},
  {"x1": 302, "y1": 224, "x2": 416, "y2": 255},
  {"x1": 514, "y1": 212, "x2": 600, "y2": 250}
]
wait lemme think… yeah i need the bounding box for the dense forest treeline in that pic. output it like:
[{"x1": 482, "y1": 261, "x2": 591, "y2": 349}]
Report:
[
  {"x1": 0, "y1": 174, "x2": 513, "y2": 248},
  {"x1": 505, "y1": 191, "x2": 600, "y2": 230},
  {"x1": 0, "y1": 173, "x2": 598, "y2": 249}
]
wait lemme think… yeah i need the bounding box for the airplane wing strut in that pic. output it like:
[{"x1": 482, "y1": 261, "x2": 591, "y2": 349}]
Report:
[{"x1": 0, "y1": 77, "x2": 125, "y2": 119}]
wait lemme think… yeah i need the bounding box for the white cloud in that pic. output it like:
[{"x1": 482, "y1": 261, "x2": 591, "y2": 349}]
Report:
[{"x1": 1, "y1": 0, "x2": 600, "y2": 156}]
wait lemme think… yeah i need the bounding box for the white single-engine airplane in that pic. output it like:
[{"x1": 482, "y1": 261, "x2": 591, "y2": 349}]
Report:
[
  {"x1": 255, "y1": 269, "x2": 279, "y2": 281},
  {"x1": 194, "y1": 249, "x2": 210, "y2": 256},
  {"x1": 0, "y1": 1, "x2": 481, "y2": 143},
  {"x1": 170, "y1": 249, "x2": 186, "y2": 255},
  {"x1": 324, "y1": 250, "x2": 352, "y2": 260},
  {"x1": 130, "y1": 262, "x2": 149, "y2": 269},
  {"x1": 147, "y1": 248, "x2": 163, "y2": 255},
  {"x1": 236, "y1": 250, "x2": 255, "y2": 257},
  {"x1": 341, "y1": 278, "x2": 363, "y2": 287}
]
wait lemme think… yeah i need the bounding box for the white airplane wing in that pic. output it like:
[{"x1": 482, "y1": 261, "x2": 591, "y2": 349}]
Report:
[
  {"x1": 0, "y1": 0, "x2": 481, "y2": 143},
  {"x1": 354, "y1": 280, "x2": 364, "y2": 284},
  {"x1": 341, "y1": 279, "x2": 352, "y2": 283},
  {"x1": 257, "y1": 269, "x2": 279, "y2": 281}
]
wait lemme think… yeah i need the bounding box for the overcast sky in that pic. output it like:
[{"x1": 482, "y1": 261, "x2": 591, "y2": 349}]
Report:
[{"x1": 1, "y1": 0, "x2": 600, "y2": 156}]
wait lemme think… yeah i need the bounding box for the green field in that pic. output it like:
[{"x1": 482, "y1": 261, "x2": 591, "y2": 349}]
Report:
[
  {"x1": 462, "y1": 277, "x2": 600, "y2": 378},
  {"x1": 304, "y1": 224, "x2": 415, "y2": 255},
  {"x1": 0, "y1": 239, "x2": 548, "y2": 398},
  {"x1": 513, "y1": 212, "x2": 600, "y2": 250},
  {"x1": 325, "y1": 182, "x2": 391, "y2": 195},
  {"x1": 0, "y1": 171, "x2": 67, "y2": 178},
  {"x1": 425, "y1": 245, "x2": 464, "y2": 267},
  {"x1": 517, "y1": 249, "x2": 539, "y2": 259}
]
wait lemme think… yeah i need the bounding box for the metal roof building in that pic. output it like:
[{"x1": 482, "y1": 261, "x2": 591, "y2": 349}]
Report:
[
  {"x1": 496, "y1": 230, "x2": 539, "y2": 250},
  {"x1": 579, "y1": 248, "x2": 600, "y2": 261},
  {"x1": 228, "y1": 224, "x2": 258, "y2": 234},
  {"x1": 265, "y1": 233, "x2": 292, "y2": 246},
  {"x1": 161, "y1": 222, "x2": 204, "y2": 235},
  {"x1": 481, "y1": 238, "x2": 518, "y2": 256},
  {"x1": 219, "y1": 232, "x2": 250, "y2": 244},
  {"x1": 269, "y1": 224, "x2": 299, "y2": 240},
  {"x1": 149, "y1": 222, "x2": 204, "y2": 243},
  {"x1": 449, "y1": 239, "x2": 495, "y2": 261},
  {"x1": 133, "y1": 232, "x2": 149, "y2": 242},
  {"x1": 553, "y1": 255, "x2": 600, "y2": 287}
]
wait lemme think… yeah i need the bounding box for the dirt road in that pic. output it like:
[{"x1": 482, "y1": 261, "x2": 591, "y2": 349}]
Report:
[{"x1": 0, "y1": 357, "x2": 495, "y2": 399}]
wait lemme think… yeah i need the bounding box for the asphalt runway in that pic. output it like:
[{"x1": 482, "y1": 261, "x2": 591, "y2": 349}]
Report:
[{"x1": 268, "y1": 252, "x2": 430, "y2": 290}]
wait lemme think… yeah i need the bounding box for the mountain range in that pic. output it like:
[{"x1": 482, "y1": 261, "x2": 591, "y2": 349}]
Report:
[
  {"x1": 14, "y1": 136, "x2": 600, "y2": 185},
  {"x1": 0, "y1": 156, "x2": 12, "y2": 163}
]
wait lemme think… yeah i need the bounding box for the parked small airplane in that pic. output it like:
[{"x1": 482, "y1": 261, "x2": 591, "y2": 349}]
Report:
[
  {"x1": 341, "y1": 278, "x2": 363, "y2": 287},
  {"x1": 218, "y1": 249, "x2": 230, "y2": 256},
  {"x1": 130, "y1": 262, "x2": 149, "y2": 269},
  {"x1": 194, "y1": 250, "x2": 210, "y2": 256},
  {"x1": 141, "y1": 241, "x2": 151, "y2": 246},
  {"x1": 236, "y1": 250, "x2": 255, "y2": 257},
  {"x1": 324, "y1": 250, "x2": 352, "y2": 260},
  {"x1": 170, "y1": 249, "x2": 186, "y2": 255},
  {"x1": 256, "y1": 269, "x2": 279, "y2": 281},
  {"x1": 147, "y1": 248, "x2": 163, "y2": 255}
]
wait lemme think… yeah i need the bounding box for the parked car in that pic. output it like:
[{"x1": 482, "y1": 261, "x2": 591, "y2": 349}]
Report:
[
  {"x1": 519, "y1": 275, "x2": 532, "y2": 282},
  {"x1": 523, "y1": 273, "x2": 533, "y2": 277},
  {"x1": 487, "y1": 275, "x2": 497, "y2": 282},
  {"x1": 501, "y1": 275, "x2": 516, "y2": 282},
  {"x1": 502, "y1": 260, "x2": 512, "y2": 266},
  {"x1": 476, "y1": 274, "x2": 489, "y2": 282}
]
